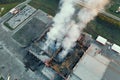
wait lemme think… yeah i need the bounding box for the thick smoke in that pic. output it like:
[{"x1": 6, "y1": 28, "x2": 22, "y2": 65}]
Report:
[
  {"x1": 58, "y1": 0, "x2": 109, "y2": 60},
  {"x1": 43, "y1": 0, "x2": 76, "y2": 50},
  {"x1": 43, "y1": 0, "x2": 109, "y2": 61}
]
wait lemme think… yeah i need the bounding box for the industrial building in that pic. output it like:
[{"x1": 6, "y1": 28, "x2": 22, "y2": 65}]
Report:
[
  {"x1": 69, "y1": 43, "x2": 120, "y2": 80},
  {"x1": 8, "y1": 4, "x2": 120, "y2": 80},
  {"x1": 26, "y1": 29, "x2": 120, "y2": 80},
  {"x1": 26, "y1": 28, "x2": 92, "y2": 79}
]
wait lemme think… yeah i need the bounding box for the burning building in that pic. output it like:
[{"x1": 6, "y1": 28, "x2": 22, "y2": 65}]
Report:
[
  {"x1": 27, "y1": 28, "x2": 92, "y2": 79},
  {"x1": 23, "y1": 0, "x2": 109, "y2": 79}
]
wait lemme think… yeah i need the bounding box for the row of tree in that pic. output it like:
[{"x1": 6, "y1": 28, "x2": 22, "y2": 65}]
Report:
[
  {"x1": 0, "y1": 0, "x2": 25, "y2": 4},
  {"x1": 98, "y1": 13, "x2": 120, "y2": 28}
]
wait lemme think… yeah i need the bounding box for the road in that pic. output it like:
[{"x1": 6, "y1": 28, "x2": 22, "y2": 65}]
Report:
[
  {"x1": 75, "y1": 1, "x2": 120, "y2": 21},
  {"x1": 101, "y1": 10, "x2": 120, "y2": 21}
]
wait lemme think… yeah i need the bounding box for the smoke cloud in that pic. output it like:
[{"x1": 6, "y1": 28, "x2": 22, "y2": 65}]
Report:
[
  {"x1": 43, "y1": 0, "x2": 109, "y2": 61},
  {"x1": 58, "y1": 0, "x2": 109, "y2": 60},
  {"x1": 43, "y1": 0, "x2": 76, "y2": 50}
]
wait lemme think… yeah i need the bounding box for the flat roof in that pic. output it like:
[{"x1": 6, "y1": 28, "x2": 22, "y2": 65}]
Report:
[
  {"x1": 85, "y1": 44, "x2": 101, "y2": 56},
  {"x1": 73, "y1": 43, "x2": 120, "y2": 80},
  {"x1": 111, "y1": 44, "x2": 120, "y2": 54},
  {"x1": 67, "y1": 74, "x2": 81, "y2": 80},
  {"x1": 73, "y1": 54, "x2": 110, "y2": 80},
  {"x1": 96, "y1": 36, "x2": 107, "y2": 45},
  {"x1": 9, "y1": 8, "x2": 16, "y2": 13},
  {"x1": 41, "y1": 66, "x2": 56, "y2": 80}
]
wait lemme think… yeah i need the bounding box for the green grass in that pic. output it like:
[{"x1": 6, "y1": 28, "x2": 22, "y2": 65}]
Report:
[
  {"x1": 0, "y1": 77, "x2": 4, "y2": 80},
  {"x1": 29, "y1": 0, "x2": 60, "y2": 16},
  {"x1": 84, "y1": 17, "x2": 120, "y2": 45},
  {"x1": 0, "y1": 2, "x2": 20, "y2": 17},
  {"x1": 106, "y1": 0, "x2": 120, "y2": 18},
  {"x1": 4, "y1": 22, "x2": 14, "y2": 30}
]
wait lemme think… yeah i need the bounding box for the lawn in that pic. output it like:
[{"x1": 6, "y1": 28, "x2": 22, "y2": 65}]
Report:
[
  {"x1": 0, "y1": 76, "x2": 4, "y2": 80},
  {"x1": 29, "y1": 0, "x2": 60, "y2": 16},
  {"x1": 0, "y1": 2, "x2": 20, "y2": 17},
  {"x1": 106, "y1": 0, "x2": 120, "y2": 18},
  {"x1": 84, "y1": 17, "x2": 120, "y2": 45}
]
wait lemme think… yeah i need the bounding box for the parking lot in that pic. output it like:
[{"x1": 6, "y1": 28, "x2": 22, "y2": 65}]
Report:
[
  {"x1": 6, "y1": 5, "x2": 36, "y2": 29},
  {"x1": 12, "y1": 10, "x2": 52, "y2": 46}
]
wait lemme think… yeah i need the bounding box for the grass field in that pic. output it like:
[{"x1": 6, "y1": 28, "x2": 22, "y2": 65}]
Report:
[
  {"x1": 84, "y1": 17, "x2": 120, "y2": 45},
  {"x1": 106, "y1": 3, "x2": 120, "y2": 18},
  {"x1": 0, "y1": 2, "x2": 20, "y2": 17},
  {"x1": 29, "y1": 0, "x2": 60, "y2": 16},
  {"x1": 0, "y1": 77, "x2": 4, "y2": 80},
  {"x1": 106, "y1": 0, "x2": 120, "y2": 18}
]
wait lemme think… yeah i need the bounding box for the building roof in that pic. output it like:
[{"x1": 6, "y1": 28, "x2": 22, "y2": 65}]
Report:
[
  {"x1": 73, "y1": 43, "x2": 120, "y2": 80},
  {"x1": 73, "y1": 53, "x2": 110, "y2": 80},
  {"x1": 9, "y1": 8, "x2": 16, "y2": 13},
  {"x1": 111, "y1": 44, "x2": 120, "y2": 54},
  {"x1": 67, "y1": 74, "x2": 81, "y2": 80},
  {"x1": 41, "y1": 66, "x2": 64, "y2": 80},
  {"x1": 96, "y1": 36, "x2": 107, "y2": 45},
  {"x1": 41, "y1": 66, "x2": 56, "y2": 80},
  {"x1": 85, "y1": 44, "x2": 101, "y2": 56}
]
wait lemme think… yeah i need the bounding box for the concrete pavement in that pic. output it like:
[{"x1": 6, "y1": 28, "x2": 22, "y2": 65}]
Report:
[{"x1": 0, "y1": 46, "x2": 42, "y2": 80}]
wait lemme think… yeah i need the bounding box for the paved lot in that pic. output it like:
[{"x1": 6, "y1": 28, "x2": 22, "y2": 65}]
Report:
[
  {"x1": 0, "y1": 6, "x2": 53, "y2": 80},
  {"x1": 12, "y1": 18, "x2": 47, "y2": 46},
  {"x1": 6, "y1": 5, "x2": 36, "y2": 29},
  {"x1": 0, "y1": 46, "x2": 42, "y2": 80},
  {"x1": 0, "y1": 0, "x2": 53, "y2": 80},
  {"x1": 12, "y1": 9, "x2": 52, "y2": 46}
]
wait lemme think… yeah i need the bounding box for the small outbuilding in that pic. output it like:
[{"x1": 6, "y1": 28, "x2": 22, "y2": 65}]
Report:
[
  {"x1": 111, "y1": 44, "x2": 120, "y2": 54},
  {"x1": 9, "y1": 8, "x2": 19, "y2": 14},
  {"x1": 96, "y1": 36, "x2": 107, "y2": 45}
]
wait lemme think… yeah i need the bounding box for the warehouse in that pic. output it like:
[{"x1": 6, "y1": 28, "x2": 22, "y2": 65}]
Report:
[{"x1": 72, "y1": 43, "x2": 120, "y2": 80}]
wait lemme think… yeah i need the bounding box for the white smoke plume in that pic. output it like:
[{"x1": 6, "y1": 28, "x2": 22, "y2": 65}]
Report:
[
  {"x1": 58, "y1": 0, "x2": 109, "y2": 60},
  {"x1": 43, "y1": 0, "x2": 76, "y2": 50}
]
